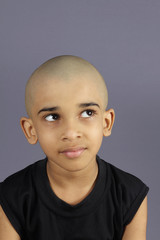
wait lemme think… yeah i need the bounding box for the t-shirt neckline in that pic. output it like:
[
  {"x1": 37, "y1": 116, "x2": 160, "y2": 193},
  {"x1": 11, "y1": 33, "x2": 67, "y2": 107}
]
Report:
[{"x1": 34, "y1": 155, "x2": 108, "y2": 217}]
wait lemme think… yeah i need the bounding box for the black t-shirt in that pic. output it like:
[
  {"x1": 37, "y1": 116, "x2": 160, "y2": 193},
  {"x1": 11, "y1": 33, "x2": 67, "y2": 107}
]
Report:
[{"x1": 0, "y1": 156, "x2": 149, "y2": 240}]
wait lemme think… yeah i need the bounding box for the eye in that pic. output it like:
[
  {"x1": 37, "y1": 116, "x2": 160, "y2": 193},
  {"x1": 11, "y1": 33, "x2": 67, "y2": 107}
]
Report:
[
  {"x1": 45, "y1": 114, "x2": 59, "y2": 122},
  {"x1": 81, "y1": 110, "x2": 96, "y2": 118}
]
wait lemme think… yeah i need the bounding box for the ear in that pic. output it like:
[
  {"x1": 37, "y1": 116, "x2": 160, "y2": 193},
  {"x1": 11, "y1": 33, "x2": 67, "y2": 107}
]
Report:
[
  {"x1": 20, "y1": 117, "x2": 38, "y2": 144},
  {"x1": 103, "y1": 108, "x2": 115, "y2": 137}
]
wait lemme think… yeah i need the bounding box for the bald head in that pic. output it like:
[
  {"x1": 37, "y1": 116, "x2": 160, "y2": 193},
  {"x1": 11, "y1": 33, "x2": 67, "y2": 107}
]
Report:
[{"x1": 25, "y1": 55, "x2": 108, "y2": 118}]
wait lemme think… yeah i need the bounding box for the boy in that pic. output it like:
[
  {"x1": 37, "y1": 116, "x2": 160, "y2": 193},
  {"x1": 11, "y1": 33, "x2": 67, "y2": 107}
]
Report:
[{"x1": 0, "y1": 55, "x2": 149, "y2": 239}]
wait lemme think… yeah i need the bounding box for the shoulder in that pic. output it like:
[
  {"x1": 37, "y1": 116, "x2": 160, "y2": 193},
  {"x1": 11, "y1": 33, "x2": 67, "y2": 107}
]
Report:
[
  {"x1": 0, "y1": 159, "x2": 46, "y2": 202},
  {"x1": 0, "y1": 159, "x2": 45, "y2": 239},
  {"x1": 100, "y1": 157, "x2": 148, "y2": 192},
  {"x1": 0, "y1": 161, "x2": 35, "y2": 210},
  {"x1": 1, "y1": 161, "x2": 36, "y2": 195},
  {"x1": 108, "y1": 161, "x2": 147, "y2": 190},
  {"x1": 99, "y1": 157, "x2": 149, "y2": 225},
  {"x1": 1, "y1": 157, "x2": 45, "y2": 182}
]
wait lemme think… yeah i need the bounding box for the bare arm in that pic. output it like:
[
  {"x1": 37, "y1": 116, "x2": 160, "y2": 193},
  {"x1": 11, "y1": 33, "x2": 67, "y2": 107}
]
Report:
[
  {"x1": 0, "y1": 205, "x2": 20, "y2": 240},
  {"x1": 122, "y1": 196, "x2": 148, "y2": 240}
]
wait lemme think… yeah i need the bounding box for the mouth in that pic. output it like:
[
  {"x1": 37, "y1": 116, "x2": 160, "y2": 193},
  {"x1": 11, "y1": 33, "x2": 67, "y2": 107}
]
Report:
[{"x1": 59, "y1": 147, "x2": 86, "y2": 158}]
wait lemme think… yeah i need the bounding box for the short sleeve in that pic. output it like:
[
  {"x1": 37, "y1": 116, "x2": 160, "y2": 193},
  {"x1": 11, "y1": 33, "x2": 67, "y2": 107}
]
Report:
[
  {"x1": 0, "y1": 168, "x2": 31, "y2": 239},
  {"x1": 108, "y1": 162, "x2": 149, "y2": 227},
  {"x1": 0, "y1": 180, "x2": 25, "y2": 238},
  {"x1": 120, "y1": 170, "x2": 149, "y2": 226}
]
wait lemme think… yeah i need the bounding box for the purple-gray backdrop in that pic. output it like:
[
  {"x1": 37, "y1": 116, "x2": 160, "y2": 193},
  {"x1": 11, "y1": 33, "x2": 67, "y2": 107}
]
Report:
[{"x1": 0, "y1": 0, "x2": 159, "y2": 238}]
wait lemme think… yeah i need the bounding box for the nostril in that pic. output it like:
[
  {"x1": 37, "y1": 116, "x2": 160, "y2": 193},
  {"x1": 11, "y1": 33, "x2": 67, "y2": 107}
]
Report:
[{"x1": 61, "y1": 130, "x2": 82, "y2": 141}]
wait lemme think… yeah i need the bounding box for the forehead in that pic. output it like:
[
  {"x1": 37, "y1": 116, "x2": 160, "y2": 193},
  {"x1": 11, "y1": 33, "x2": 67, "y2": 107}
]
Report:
[{"x1": 32, "y1": 73, "x2": 104, "y2": 111}]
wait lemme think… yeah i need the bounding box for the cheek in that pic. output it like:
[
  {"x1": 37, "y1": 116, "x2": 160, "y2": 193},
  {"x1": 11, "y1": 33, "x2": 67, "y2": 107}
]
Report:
[
  {"x1": 90, "y1": 126, "x2": 103, "y2": 138},
  {"x1": 35, "y1": 127, "x2": 58, "y2": 152},
  {"x1": 88, "y1": 122, "x2": 104, "y2": 146}
]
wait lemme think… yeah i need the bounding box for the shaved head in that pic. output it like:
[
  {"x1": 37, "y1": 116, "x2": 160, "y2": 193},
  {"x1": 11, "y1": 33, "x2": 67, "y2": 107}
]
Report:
[{"x1": 25, "y1": 55, "x2": 108, "y2": 118}]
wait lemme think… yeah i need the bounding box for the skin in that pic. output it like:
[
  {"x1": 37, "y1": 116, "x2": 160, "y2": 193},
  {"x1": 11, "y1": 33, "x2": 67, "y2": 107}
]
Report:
[
  {"x1": 22, "y1": 55, "x2": 111, "y2": 203},
  {"x1": 0, "y1": 56, "x2": 148, "y2": 239},
  {"x1": 0, "y1": 206, "x2": 20, "y2": 240},
  {"x1": 122, "y1": 196, "x2": 148, "y2": 240},
  {"x1": 23, "y1": 58, "x2": 113, "y2": 202},
  {"x1": 25, "y1": 55, "x2": 108, "y2": 118}
]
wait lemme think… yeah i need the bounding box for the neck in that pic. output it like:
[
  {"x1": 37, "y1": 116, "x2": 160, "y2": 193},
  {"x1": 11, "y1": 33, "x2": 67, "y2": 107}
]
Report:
[{"x1": 46, "y1": 157, "x2": 98, "y2": 190}]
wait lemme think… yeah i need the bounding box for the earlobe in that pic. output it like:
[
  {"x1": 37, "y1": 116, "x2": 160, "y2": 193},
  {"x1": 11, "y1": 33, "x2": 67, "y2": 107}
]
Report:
[
  {"x1": 20, "y1": 117, "x2": 38, "y2": 144},
  {"x1": 103, "y1": 108, "x2": 115, "y2": 137}
]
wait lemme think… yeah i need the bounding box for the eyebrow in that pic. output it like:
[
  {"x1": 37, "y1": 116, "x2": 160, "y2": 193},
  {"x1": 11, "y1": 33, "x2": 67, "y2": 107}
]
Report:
[
  {"x1": 37, "y1": 102, "x2": 100, "y2": 115},
  {"x1": 38, "y1": 106, "x2": 60, "y2": 115},
  {"x1": 78, "y1": 102, "x2": 100, "y2": 109}
]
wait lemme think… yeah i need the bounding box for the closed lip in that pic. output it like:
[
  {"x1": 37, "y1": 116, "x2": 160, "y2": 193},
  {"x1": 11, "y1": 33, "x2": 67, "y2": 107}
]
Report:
[{"x1": 60, "y1": 147, "x2": 86, "y2": 153}]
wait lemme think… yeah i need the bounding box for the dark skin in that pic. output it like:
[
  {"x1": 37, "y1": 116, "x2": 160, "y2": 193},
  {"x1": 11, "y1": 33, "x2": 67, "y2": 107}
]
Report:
[
  {"x1": 25, "y1": 55, "x2": 108, "y2": 118},
  {"x1": 0, "y1": 56, "x2": 147, "y2": 239},
  {"x1": 21, "y1": 58, "x2": 113, "y2": 204}
]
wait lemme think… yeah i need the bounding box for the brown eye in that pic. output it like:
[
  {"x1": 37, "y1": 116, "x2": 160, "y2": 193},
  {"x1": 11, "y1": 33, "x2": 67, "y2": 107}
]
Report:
[
  {"x1": 45, "y1": 114, "x2": 59, "y2": 122},
  {"x1": 81, "y1": 110, "x2": 96, "y2": 118}
]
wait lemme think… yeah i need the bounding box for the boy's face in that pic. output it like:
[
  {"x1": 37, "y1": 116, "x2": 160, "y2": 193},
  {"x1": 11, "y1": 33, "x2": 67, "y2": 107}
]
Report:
[{"x1": 21, "y1": 72, "x2": 114, "y2": 172}]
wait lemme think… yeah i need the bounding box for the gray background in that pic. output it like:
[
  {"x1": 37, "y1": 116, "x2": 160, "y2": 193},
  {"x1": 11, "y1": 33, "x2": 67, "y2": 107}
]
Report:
[{"x1": 0, "y1": 0, "x2": 159, "y2": 238}]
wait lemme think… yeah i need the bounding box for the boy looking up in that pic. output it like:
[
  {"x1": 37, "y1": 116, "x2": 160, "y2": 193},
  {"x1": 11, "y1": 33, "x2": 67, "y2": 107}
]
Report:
[{"x1": 0, "y1": 55, "x2": 149, "y2": 240}]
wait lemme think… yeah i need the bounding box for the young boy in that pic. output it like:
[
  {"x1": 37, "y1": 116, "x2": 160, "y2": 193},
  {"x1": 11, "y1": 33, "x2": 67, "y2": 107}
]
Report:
[{"x1": 0, "y1": 55, "x2": 149, "y2": 240}]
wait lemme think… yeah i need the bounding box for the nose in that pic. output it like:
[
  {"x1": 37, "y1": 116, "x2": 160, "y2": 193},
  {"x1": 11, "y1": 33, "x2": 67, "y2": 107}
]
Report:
[{"x1": 61, "y1": 119, "x2": 82, "y2": 141}]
